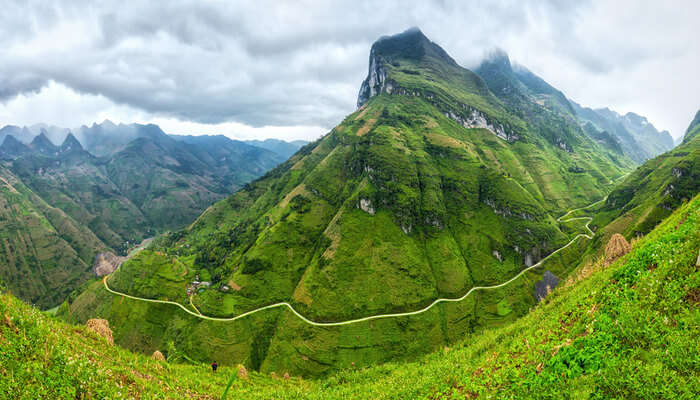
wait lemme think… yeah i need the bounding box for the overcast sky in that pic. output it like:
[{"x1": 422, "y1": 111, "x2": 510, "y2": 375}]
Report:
[{"x1": 1, "y1": 0, "x2": 698, "y2": 141}]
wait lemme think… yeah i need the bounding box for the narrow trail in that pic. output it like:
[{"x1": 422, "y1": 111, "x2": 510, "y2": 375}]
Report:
[{"x1": 103, "y1": 195, "x2": 608, "y2": 326}]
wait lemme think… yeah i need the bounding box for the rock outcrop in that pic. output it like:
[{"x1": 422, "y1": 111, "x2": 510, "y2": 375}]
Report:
[{"x1": 534, "y1": 270, "x2": 560, "y2": 302}]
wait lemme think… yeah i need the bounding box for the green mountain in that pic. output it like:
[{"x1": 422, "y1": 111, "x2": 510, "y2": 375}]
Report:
[
  {"x1": 0, "y1": 134, "x2": 32, "y2": 159},
  {"x1": 4, "y1": 191, "x2": 698, "y2": 399},
  {"x1": 474, "y1": 50, "x2": 630, "y2": 163},
  {"x1": 6, "y1": 126, "x2": 283, "y2": 250},
  {"x1": 60, "y1": 29, "x2": 634, "y2": 376},
  {"x1": 0, "y1": 166, "x2": 107, "y2": 307}
]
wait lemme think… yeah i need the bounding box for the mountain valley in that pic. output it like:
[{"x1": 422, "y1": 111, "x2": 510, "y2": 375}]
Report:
[
  {"x1": 0, "y1": 11, "x2": 697, "y2": 399},
  {"x1": 55, "y1": 29, "x2": 686, "y2": 378}
]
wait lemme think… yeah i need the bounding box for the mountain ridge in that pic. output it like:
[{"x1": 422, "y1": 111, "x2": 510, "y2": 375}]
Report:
[{"x1": 61, "y1": 29, "x2": 635, "y2": 377}]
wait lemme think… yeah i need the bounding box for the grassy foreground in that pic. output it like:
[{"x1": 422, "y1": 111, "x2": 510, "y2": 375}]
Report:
[{"x1": 3, "y1": 194, "x2": 698, "y2": 399}]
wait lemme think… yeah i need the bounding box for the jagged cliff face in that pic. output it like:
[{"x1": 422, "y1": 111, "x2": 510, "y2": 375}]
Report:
[
  {"x1": 357, "y1": 48, "x2": 388, "y2": 108},
  {"x1": 357, "y1": 29, "x2": 521, "y2": 142}
]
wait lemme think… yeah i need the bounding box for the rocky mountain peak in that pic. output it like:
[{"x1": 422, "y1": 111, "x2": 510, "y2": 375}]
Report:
[
  {"x1": 30, "y1": 131, "x2": 59, "y2": 155},
  {"x1": 0, "y1": 134, "x2": 31, "y2": 159},
  {"x1": 60, "y1": 132, "x2": 84, "y2": 153},
  {"x1": 357, "y1": 28, "x2": 457, "y2": 107}
]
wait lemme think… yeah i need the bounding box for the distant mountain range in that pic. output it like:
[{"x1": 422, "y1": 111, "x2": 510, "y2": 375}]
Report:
[
  {"x1": 0, "y1": 121, "x2": 308, "y2": 158},
  {"x1": 473, "y1": 49, "x2": 674, "y2": 163},
  {"x1": 0, "y1": 122, "x2": 303, "y2": 307}
]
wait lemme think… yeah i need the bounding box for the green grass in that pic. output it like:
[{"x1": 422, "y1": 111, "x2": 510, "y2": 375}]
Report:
[{"x1": 5, "y1": 193, "x2": 699, "y2": 399}]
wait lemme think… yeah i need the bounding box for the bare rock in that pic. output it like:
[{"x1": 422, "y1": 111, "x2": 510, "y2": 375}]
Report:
[
  {"x1": 534, "y1": 271, "x2": 559, "y2": 302},
  {"x1": 92, "y1": 252, "x2": 126, "y2": 277}
]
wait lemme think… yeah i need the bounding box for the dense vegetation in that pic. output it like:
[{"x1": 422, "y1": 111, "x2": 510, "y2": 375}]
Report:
[
  {"x1": 0, "y1": 166, "x2": 106, "y2": 307},
  {"x1": 60, "y1": 29, "x2": 634, "y2": 377},
  {"x1": 4, "y1": 192, "x2": 698, "y2": 399}
]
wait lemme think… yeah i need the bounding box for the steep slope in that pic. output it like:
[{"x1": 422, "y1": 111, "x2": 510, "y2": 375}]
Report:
[
  {"x1": 0, "y1": 135, "x2": 32, "y2": 159},
  {"x1": 62, "y1": 29, "x2": 633, "y2": 376},
  {"x1": 0, "y1": 125, "x2": 34, "y2": 144},
  {"x1": 170, "y1": 135, "x2": 286, "y2": 185},
  {"x1": 622, "y1": 112, "x2": 674, "y2": 154},
  {"x1": 591, "y1": 113, "x2": 699, "y2": 246},
  {"x1": 5, "y1": 193, "x2": 699, "y2": 399},
  {"x1": 683, "y1": 108, "x2": 700, "y2": 143},
  {"x1": 6, "y1": 126, "x2": 284, "y2": 250},
  {"x1": 105, "y1": 130, "x2": 282, "y2": 230},
  {"x1": 0, "y1": 166, "x2": 107, "y2": 307},
  {"x1": 9, "y1": 136, "x2": 151, "y2": 252},
  {"x1": 71, "y1": 120, "x2": 161, "y2": 156}
]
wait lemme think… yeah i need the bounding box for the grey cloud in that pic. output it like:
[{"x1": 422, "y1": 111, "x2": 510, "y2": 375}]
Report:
[{"x1": 0, "y1": 0, "x2": 698, "y2": 137}]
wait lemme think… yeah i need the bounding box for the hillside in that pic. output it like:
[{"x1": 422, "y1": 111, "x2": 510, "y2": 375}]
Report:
[
  {"x1": 4, "y1": 192, "x2": 698, "y2": 399},
  {"x1": 683, "y1": 109, "x2": 700, "y2": 144},
  {"x1": 4, "y1": 126, "x2": 283, "y2": 248},
  {"x1": 242, "y1": 138, "x2": 309, "y2": 159},
  {"x1": 0, "y1": 166, "x2": 107, "y2": 308},
  {"x1": 61, "y1": 29, "x2": 634, "y2": 376}
]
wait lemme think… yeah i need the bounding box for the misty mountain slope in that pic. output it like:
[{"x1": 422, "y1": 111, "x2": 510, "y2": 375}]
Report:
[
  {"x1": 62, "y1": 29, "x2": 633, "y2": 377},
  {"x1": 170, "y1": 134, "x2": 286, "y2": 185},
  {"x1": 243, "y1": 138, "x2": 308, "y2": 159},
  {"x1": 0, "y1": 125, "x2": 35, "y2": 145},
  {"x1": 683, "y1": 108, "x2": 700, "y2": 144}
]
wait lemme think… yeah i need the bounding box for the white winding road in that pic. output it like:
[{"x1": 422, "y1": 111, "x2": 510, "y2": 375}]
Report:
[{"x1": 103, "y1": 196, "x2": 606, "y2": 326}]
